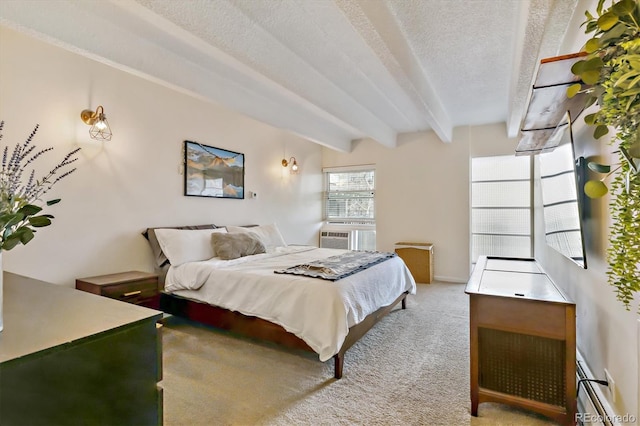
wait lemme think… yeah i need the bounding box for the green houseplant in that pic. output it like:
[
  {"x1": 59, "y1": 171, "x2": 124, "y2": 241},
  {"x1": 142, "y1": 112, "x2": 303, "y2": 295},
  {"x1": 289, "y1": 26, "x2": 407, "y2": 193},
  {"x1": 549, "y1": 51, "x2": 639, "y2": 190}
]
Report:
[
  {"x1": 0, "y1": 120, "x2": 80, "y2": 332},
  {"x1": 0, "y1": 121, "x2": 80, "y2": 250},
  {"x1": 568, "y1": 0, "x2": 640, "y2": 310}
]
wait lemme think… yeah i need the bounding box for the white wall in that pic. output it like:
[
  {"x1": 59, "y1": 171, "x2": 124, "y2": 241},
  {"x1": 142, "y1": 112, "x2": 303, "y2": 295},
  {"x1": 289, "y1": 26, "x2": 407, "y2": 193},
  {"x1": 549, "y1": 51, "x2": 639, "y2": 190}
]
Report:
[
  {"x1": 468, "y1": 123, "x2": 519, "y2": 157},
  {"x1": 323, "y1": 127, "x2": 474, "y2": 282},
  {"x1": 535, "y1": 119, "x2": 639, "y2": 419},
  {"x1": 0, "y1": 26, "x2": 323, "y2": 286},
  {"x1": 533, "y1": 0, "x2": 639, "y2": 418}
]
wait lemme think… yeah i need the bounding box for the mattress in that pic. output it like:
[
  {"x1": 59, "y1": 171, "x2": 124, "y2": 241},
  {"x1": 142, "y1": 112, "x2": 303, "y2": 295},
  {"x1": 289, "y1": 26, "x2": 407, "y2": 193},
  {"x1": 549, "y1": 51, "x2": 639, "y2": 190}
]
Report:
[{"x1": 164, "y1": 246, "x2": 416, "y2": 361}]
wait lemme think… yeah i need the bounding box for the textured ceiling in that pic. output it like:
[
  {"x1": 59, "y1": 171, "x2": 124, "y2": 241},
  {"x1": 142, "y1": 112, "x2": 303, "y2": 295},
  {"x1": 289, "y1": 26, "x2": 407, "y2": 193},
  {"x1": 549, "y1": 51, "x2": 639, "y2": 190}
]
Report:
[{"x1": 0, "y1": 0, "x2": 579, "y2": 152}]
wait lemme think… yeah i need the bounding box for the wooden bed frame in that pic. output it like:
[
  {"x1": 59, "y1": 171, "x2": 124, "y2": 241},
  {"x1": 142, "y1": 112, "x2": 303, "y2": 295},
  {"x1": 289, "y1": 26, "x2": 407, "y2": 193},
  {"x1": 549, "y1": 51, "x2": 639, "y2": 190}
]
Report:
[{"x1": 159, "y1": 290, "x2": 409, "y2": 379}]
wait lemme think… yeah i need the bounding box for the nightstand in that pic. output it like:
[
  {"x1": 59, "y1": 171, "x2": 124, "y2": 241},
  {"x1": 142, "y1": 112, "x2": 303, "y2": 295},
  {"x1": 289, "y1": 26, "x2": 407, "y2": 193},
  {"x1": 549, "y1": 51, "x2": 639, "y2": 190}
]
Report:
[{"x1": 76, "y1": 271, "x2": 160, "y2": 309}]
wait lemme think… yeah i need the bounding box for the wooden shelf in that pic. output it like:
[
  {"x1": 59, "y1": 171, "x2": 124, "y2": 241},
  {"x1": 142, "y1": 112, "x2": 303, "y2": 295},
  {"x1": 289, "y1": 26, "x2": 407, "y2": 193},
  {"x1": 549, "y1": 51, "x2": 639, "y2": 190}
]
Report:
[{"x1": 517, "y1": 52, "x2": 588, "y2": 155}]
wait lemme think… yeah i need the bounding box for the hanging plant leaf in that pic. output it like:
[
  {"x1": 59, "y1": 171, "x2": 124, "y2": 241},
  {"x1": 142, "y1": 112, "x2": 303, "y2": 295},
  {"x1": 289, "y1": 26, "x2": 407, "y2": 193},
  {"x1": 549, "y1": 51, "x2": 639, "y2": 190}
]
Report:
[
  {"x1": 586, "y1": 20, "x2": 599, "y2": 33},
  {"x1": 628, "y1": 56, "x2": 640, "y2": 70},
  {"x1": 571, "y1": 60, "x2": 587, "y2": 75},
  {"x1": 591, "y1": 85, "x2": 606, "y2": 98},
  {"x1": 619, "y1": 88, "x2": 640, "y2": 100},
  {"x1": 567, "y1": 83, "x2": 582, "y2": 98},
  {"x1": 573, "y1": 56, "x2": 604, "y2": 73},
  {"x1": 582, "y1": 70, "x2": 602, "y2": 85},
  {"x1": 584, "y1": 113, "x2": 598, "y2": 125},
  {"x1": 612, "y1": 0, "x2": 637, "y2": 16},
  {"x1": 584, "y1": 180, "x2": 609, "y2": 198},
  {"x1": 628, "y1": 140, "x2": 640, "y2": 158},
  {"x1": 593, "y1": 124, "x2": 609, "y2": 139},
  {"x1": 588, "y1": 162, "x2": 611, "y2": 173},
  {"x1": 599, "y1": 22, "x2": 628, "y2": 45},
  {"x1": 585, "y1": 38, "x2": 600, "y2": 53},
  {"x1": 583, "y1": 0, "x2": 640, "y2": 313},
  {"x1": 597, "y1": 12, "x2": 619, "y2": 30},
  {"x1": 585, "y1": 95, "x2": 598, "y2": 108},
  {"x1": 621, "y1": 147, "x2": 640, "y2": 173},
  {"x1": 613, "y1": 70, "x2": 640, "y2": 87}
]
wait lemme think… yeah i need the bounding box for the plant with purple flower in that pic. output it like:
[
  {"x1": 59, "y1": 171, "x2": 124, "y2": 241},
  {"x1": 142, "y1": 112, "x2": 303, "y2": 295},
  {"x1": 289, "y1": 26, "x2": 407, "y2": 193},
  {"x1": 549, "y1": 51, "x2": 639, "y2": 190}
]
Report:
[{"x1": 0, "y1": 121, "x2": 80, "y2": 250}]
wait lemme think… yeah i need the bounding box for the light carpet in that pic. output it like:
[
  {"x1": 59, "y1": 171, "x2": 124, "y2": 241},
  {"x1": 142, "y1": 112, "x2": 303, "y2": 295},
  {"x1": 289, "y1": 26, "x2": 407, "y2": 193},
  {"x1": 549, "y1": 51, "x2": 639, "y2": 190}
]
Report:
[{"x1": 161, "y1": 282, "x2": 558, "y2": 425}]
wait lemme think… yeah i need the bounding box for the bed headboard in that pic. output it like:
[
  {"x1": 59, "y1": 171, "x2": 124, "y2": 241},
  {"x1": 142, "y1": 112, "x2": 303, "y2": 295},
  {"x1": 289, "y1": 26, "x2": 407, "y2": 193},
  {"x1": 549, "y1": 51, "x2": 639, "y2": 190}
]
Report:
[
  {"x1": 142, "y1": 223, "x2": 258, "y2": 285},
  {"x1": 142, "y1": 224, "x2": 218, "y2": 285}
]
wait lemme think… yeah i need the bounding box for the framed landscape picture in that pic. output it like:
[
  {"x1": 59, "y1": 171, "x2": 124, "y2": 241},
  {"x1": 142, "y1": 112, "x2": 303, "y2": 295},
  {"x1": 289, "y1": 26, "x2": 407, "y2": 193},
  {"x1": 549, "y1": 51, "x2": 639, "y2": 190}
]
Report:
[{"x1": 184, "y1": 140, "x2": 245, "y2": 199}]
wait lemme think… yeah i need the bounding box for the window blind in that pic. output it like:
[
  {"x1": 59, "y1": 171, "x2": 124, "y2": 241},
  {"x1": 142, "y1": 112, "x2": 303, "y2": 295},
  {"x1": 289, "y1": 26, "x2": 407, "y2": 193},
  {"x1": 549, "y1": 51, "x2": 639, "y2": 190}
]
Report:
[{"x1": 324, "y1": 169, "x2": 375, "y2": 224}]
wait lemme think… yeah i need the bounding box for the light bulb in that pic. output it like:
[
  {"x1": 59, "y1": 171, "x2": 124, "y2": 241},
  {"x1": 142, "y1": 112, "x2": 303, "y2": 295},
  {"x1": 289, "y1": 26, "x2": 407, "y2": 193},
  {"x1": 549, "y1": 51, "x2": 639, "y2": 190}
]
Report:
[{"x1": 95, "y1": 119, "x2": 107, "y2": 130}]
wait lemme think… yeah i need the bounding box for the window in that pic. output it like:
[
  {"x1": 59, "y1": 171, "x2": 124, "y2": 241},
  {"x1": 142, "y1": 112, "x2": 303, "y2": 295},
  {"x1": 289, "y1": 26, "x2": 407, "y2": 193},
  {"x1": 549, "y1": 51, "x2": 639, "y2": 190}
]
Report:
[
  {"x1": 322, "y1": 166, "x2": 376, "y2": 251},
  {"x1": 323, "y1": 166, "x2": 375, "y2": 225},
  {"x1": 471, "y1": 155, "x2": 532, "y2": 267}
]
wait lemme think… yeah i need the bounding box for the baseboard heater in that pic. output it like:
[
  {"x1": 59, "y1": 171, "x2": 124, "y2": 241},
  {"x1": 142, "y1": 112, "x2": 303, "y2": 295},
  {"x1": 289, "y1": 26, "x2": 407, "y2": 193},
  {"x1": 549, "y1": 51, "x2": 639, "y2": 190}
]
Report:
[{"x1": 576, "y1": 352, "x2": 619, "y2": 426}]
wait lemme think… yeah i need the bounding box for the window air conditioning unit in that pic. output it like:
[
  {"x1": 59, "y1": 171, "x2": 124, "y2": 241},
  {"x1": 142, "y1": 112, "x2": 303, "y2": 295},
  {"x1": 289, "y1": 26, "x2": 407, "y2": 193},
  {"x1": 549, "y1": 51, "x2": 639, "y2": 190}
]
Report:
[{"x1": 320, "y1": 230, "x2": 351, "y2": 250}]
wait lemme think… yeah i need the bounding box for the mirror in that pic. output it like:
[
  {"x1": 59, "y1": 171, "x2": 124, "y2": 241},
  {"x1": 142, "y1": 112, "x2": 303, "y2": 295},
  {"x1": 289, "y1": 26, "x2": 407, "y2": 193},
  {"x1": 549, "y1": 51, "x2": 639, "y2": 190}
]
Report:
[{"x1": 539, "y1": 121, "x2": 587, "y2": 268}]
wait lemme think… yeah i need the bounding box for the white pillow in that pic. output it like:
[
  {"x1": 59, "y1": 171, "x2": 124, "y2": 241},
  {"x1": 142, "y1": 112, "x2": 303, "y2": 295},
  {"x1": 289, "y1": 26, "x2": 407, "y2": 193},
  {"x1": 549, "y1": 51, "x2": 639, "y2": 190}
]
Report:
[
  {"x1": 155, "y1": 228, "x2": 227, "y2": 266},
  {"x1": 225, "y1": 223, "x2": 287, "y2": 249}
]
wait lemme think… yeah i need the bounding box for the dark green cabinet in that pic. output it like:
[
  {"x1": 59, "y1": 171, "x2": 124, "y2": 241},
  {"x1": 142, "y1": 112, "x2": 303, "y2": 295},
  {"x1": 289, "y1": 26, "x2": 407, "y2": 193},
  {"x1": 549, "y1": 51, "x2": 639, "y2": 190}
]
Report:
[{"x1": 0, "y1": 273, "x2": 163, "y2": 425}]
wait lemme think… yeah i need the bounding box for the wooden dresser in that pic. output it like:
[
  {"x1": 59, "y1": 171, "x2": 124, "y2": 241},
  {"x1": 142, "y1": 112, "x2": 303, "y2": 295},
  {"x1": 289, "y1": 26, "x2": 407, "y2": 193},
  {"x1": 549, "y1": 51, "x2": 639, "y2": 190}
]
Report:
[
  {"x1": 0, "y1": 272, "x2": 163, "y2": 425},
  {"x1": 465, "y1": 256, "x2": 576, "y2": 426}
]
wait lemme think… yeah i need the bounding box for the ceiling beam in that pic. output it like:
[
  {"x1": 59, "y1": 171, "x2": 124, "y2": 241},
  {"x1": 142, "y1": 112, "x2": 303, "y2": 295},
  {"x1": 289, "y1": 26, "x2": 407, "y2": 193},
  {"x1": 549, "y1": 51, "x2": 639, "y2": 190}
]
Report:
[
  {"x1": 336, "y1": 0, "x2": 453, "y2": 143},
  {"x1": 0, "y1": 0, "x2": 365, "y2": 152}
]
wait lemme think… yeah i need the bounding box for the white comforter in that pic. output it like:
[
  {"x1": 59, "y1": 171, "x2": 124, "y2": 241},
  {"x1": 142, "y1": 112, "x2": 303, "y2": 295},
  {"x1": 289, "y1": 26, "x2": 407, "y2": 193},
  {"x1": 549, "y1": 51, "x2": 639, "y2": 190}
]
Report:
[{"x1": 165, "y1": 246, "x2": 416, "y2": 361}]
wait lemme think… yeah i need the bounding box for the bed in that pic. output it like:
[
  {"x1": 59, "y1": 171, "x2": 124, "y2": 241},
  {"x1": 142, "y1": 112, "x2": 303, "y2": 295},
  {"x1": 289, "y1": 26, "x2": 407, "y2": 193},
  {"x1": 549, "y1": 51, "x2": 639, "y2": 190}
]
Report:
[{"x1": 143, "y1": 224, "x2": 416, "y2": 378}]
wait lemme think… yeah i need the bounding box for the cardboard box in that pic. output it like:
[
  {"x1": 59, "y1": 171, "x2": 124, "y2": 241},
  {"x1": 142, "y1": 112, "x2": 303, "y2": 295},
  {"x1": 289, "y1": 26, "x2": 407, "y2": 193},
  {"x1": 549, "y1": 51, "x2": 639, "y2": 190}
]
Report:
[{"x1": 395, "y1": 242, "x2": 434, "y2": 284}]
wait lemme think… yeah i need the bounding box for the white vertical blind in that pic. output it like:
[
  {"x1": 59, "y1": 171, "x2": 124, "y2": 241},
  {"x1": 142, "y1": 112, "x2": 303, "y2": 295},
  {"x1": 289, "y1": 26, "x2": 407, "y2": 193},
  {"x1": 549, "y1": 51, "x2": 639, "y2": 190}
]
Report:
[{"x1": 471, "y1": 155, "x2": 532, "y2": 265}]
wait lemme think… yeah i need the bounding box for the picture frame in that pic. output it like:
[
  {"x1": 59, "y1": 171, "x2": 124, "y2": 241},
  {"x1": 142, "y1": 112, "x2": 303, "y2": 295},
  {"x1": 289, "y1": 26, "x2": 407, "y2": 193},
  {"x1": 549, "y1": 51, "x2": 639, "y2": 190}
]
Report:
[{"x1": 184, "y1": 140, "x2": 245, "y2": 199}]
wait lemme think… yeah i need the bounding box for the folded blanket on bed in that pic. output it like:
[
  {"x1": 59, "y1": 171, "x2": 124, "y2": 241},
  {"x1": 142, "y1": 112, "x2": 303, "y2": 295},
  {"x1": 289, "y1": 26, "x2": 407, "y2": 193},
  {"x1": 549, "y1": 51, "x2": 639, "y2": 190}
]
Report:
[{"x1": 274, "y1": 250, "x2": 396, "y2": 281}]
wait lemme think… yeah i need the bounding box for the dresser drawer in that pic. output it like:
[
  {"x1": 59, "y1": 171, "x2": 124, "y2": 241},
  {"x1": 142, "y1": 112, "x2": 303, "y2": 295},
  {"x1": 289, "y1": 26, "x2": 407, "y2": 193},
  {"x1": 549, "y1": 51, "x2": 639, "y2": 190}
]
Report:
[{"x1": 101, "y1": 278, "x2": 158, "y2": 301}]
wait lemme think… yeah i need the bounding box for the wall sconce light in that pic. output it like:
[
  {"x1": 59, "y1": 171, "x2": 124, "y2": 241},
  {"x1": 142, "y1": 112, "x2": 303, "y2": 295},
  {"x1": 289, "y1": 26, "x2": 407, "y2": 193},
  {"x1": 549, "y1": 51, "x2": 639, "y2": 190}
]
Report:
[
  {"x1": 80, "y1": 105, "x2": 112, "y2": 141},
  {"x1": 282, "y1": 156, "x2": 299, "y2": 174}
]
